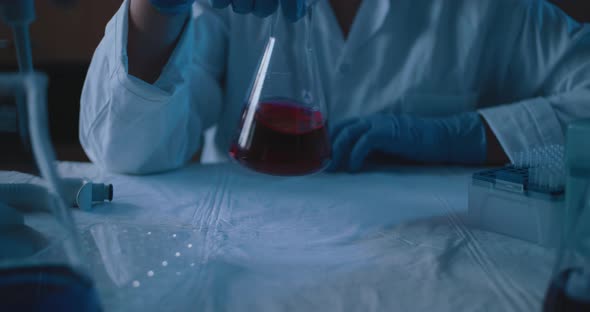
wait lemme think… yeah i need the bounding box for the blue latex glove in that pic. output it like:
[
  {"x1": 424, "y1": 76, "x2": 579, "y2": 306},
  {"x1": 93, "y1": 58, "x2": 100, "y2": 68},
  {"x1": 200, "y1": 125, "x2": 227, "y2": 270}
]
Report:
[
  {"x1": 328, "y1": 112, "x2": 488, "y2": 172},
  {"x1": 210, "y1": 0, "x2": 306, "y2": 21},
  {"x1": 149, "y1": 0, "x2": 195, "y2": 15}
]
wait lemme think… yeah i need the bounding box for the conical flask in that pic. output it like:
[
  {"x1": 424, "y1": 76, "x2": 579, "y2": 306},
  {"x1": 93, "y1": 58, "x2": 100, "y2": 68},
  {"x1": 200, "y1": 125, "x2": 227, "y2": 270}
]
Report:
[
  {"x1": 229, "y1": 6, "x2": 331, "y2": 176},
  {"x1": 0, "y1": 73, "x2": 101, "y2": 311},
  {"x1": 543, "y1": 120, "x2": 590, "y2": 312}
]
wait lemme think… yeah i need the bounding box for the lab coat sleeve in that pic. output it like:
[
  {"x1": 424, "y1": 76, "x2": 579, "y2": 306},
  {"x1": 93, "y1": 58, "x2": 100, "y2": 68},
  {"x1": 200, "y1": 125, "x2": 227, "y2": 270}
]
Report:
[
  {"x1": 479, "y1": 1, "x2": 590, "y2": 162},
  {"x1": 79, "y1": 0, "x2": 227, "y2": 174}
]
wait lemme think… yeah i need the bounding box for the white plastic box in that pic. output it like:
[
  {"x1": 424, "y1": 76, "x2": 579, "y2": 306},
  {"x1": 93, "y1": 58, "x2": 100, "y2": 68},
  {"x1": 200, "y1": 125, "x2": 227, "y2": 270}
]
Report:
[{"x1": 467, "y1": 168, "x2": 564, "y2": 247}]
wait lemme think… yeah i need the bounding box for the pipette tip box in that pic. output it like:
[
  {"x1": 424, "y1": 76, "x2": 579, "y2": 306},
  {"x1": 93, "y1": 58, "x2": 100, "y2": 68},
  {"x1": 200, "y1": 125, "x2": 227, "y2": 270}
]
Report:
[{"x1": 468, "y1": 166, "x2": 564, "y2": 247}]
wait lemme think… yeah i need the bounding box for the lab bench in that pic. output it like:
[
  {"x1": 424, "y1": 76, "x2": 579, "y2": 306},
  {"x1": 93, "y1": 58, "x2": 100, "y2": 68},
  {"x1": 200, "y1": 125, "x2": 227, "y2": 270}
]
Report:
[{"x1": 0, "y1": 162, "x2": 556, "y2": 311}]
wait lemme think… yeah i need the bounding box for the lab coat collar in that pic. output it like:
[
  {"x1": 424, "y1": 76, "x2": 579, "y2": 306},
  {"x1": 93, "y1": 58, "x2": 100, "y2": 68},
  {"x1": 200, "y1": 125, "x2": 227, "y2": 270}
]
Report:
[{"x1": 342, "y1": 0, "x2": 391, "y2": 56}]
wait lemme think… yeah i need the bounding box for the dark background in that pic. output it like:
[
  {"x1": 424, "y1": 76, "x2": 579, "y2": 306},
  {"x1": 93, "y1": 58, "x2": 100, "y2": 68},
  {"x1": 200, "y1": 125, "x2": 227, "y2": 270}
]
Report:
[
  {"x1": 0, "y1": 0, "x2": 588, "y2": 163},
  {"x1": 0, "y1": 1, "x2": 121, "y2": 162}
]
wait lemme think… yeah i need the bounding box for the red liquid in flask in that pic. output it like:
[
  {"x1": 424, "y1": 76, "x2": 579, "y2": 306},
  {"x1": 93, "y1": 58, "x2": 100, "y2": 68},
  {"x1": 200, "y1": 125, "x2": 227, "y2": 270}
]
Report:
[{"x1": 230, "y1": 100, "x2": 331, "y2": 176}]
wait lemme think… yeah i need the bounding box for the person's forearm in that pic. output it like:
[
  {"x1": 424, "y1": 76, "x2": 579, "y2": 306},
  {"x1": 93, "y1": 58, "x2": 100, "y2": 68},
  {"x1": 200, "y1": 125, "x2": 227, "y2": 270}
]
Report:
[
  {"x1": 481, "y1": 116, "x2": 509, "y2": 165},
  {"x1": 128, "y1": 0, "x2": 189, "y2": 83}
]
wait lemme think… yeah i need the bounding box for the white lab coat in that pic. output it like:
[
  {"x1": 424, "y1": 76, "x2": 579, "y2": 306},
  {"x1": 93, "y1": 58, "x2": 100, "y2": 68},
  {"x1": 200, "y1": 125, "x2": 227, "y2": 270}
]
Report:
[{"x1": 80, "y1": 0, "x2": 590, "y2": 174}]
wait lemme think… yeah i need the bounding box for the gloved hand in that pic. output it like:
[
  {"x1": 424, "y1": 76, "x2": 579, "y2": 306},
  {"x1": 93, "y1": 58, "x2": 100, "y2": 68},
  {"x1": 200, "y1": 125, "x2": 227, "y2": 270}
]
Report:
[
  {"x1": 210, "y1": 0, "x2": 306, "y2": 21},
  {"x1": 149, "y1": 0, "x2": 195, "y2": 15},
  {"x1": 149, "y1": 0, "x2": 307, "y2": 20},
  {"x1": 328, "y1": 112, "x2": 488, "y2": 172}
]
